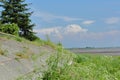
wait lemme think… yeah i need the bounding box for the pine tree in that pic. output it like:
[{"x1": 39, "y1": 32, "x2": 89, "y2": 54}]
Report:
[{"x1": 0, "y1": 0, "x2": 37, "y2": 41}]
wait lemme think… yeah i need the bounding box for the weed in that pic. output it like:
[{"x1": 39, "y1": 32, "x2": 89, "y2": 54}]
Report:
[
  {"x1": 16, "y1": 52, "x2": 29, "y2": 59},
  {"x1": 14, "y1": 57, "x2": 20, "y2": 62},
  {"x1": 31, "y1": 52, "x2": 45, "y2": 61},
  {"x1": 44, "y1": 35, "x2": 57, "y2": 49},
  {"x1": 15, "y1": 37, "x2": 22, "y2": 42},
  {"x1": 15, "y1": 47, "x2": 34, "y2": 59},
  {"x1": 31, "y1": 54, "x2": 38, "y2": 61},
  {"x1": 42, "y1": 45, "x2": 73, "y2": 80},
  {"x1": 0, "y1": 48, "x2": 4, "y2": 55}
]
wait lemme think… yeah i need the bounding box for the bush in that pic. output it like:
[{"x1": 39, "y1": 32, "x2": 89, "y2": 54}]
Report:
[{"x1": 0, "y1": 23, "x2": 19, "y2": 36}]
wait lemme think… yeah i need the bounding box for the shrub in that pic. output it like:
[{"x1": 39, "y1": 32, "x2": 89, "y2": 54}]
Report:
[{"x1": 0, "y1": 23, "x2": 19, "y2": 36}]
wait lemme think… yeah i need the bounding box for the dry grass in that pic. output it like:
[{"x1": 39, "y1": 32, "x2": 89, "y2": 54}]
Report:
[
  {"x1": 16, "y1": 52, "x2": 30, "y2": 59},
  {"x1": 0, "y1": 48, "x2": 5, "y2": 55}
]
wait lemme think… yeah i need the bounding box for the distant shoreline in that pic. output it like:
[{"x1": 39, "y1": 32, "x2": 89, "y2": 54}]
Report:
[{"x1": 66, "y1": 47, "x2": 120, "y2": 55}]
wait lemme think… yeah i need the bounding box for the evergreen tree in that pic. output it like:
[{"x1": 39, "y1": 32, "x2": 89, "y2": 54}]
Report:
[{"x1": 0, "y1": 0, "x2": 37, "y2": 41}]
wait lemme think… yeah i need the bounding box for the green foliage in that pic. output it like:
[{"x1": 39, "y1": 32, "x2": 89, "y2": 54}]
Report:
[
  {"x1": 23, "y1": 32, "x2": 39, "y2": 41},
  {"x1": 42, "y1": 46, "x2": 74, "y2": 80},
  {"x1": 32, "y1": 38, "x2": 45, "y2": 46},
  {"x1": 0, "y1": 0, "x2": 37, "y2": 41},
  {"x1": 14, "y1": 36, "x2": 23, "y2": 42},
  {"x1": 46, "y1": 34, "x2": 51, "y2": 42},
  {"x1": 72, "y1": 55, "x2": 120, "y2": 80},
  {"x1": 42, "y1": 54, "x2": 120, "y2": 80},
  {"x1": 57, "y1": 41, "x2": 62, "y2": 46},
  {"x1": 0, "y1": 23, "x2": 19, "y2": 36},
  {"x1": 44, "y1": 35, "x2": 57, "y2": 49},
  {"x1": 15, "y1": 44, "x2": 120, "y2": 80}
]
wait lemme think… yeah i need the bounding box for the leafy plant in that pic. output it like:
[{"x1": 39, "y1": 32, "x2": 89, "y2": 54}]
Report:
[{"x1": 0, "y1": 23, "x2": 19, "y2": 36}]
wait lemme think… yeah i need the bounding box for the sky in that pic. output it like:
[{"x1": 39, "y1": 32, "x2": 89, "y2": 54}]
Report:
[{"x1": 27, "y1": 0, "x2": 120, "y2": 48}]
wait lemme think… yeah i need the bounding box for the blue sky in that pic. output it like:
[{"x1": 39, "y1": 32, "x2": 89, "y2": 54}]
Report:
[{"x1": 27, "y1": 0, "x2": 120, "y2": 48}]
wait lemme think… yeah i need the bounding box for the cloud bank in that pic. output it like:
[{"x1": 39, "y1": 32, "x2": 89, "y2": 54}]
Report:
[
  {"x1": 34, "y1": 24, "x2": 87, "y2": 34},
  {"x1": 34, "y1": 24, "x2": 120, "y2": 40},
  {"x1": 34, "y1": 24, "x2": 87, "y2": 39}
]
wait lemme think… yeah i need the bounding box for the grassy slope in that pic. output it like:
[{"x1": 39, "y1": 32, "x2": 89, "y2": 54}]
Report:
[
  {"x1": 0, "y1": 32, "x2": 57, "y2": 80},
  {"x1": 18, "y1": 51, "x2": 120, "y2": 80},
  {"x1": 0, "y1": 32, "x2": 120, "y2": 80},
  {"x1": 17, "y1": 47, "x2": 120, "y2": 79}
]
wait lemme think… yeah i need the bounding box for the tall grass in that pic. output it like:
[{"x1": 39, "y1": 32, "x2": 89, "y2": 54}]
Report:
[
  {"x1": 16, "y1": 43, "x2": 120, "y2": 80},
  {"x1": 42, "y1": 53, "x2": 120, "y2": 80},
  {"x1": 42, "y1": 45, "x2": 74, "y2": 80},
  {"x1": 73, "y1": 54, "x2": 120, "y2": 80},
  {"x1": 16, "y1": 47, "x2": 120, "y2": 80}
]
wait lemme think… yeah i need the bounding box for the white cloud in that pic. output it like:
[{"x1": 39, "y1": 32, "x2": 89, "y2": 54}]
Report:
[
  {"x1": 33, "y1": 11, "x2": 82, "y2": 22},
  {"x1": 105, "y1": 17, "x2": 120, "y2": 24},
  {"x1": 34, "y1": 24, "x2": 87, "y2": 34},
  {"x1": 65, "y1": 24, "x2": 87, "y2": 34},
  {"x1": 34, "y1": 27, "x2": 63, "y2": 39},
  {"x1": 34, "y1": 27, "x2": 60, "y2": 35},
  {"x1": 34, "y1": 24, "x2": 87, "y2": 39},
  {"x1": 82, "y1": 20, "x2": 95, "y2": 25}
]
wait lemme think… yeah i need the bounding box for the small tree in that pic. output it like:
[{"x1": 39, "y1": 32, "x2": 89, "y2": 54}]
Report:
[{"x1": 0, "y1": 0, "x2": 37, "y2": 41}]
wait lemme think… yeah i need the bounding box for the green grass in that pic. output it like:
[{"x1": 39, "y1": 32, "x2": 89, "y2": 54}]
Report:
[
  {"x1": 16, "y1": 45, "x2": 120, "y2": 80},
  {"x1": 72, "y1": 54, "x2": 120, "y2": 80},
  {"x1": 41, "y1": 53, "x2": 120, "y2": 80}
]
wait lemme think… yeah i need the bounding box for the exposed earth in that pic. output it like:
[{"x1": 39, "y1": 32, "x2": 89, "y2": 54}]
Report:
[{"x1": 0, "y1": 32, "x2": 55, "y2": 80}]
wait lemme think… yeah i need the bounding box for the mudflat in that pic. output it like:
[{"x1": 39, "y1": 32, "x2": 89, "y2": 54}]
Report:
[{"x1": 68, "y1": 48, "x2": 120, "y2": 55}]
